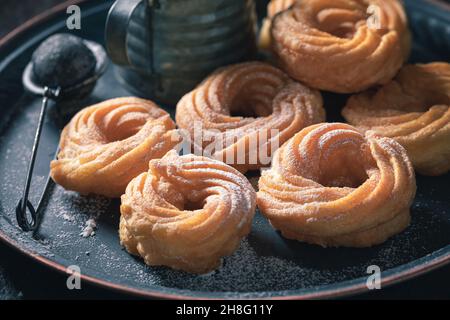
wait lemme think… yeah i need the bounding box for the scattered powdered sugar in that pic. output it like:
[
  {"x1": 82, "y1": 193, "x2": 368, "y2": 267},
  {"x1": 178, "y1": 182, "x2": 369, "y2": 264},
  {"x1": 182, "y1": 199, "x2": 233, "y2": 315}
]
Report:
[
  {"x1": 48, "y1": 187, "x2": 110, "y2": 241},
  {"x1": 62, "y1": 213, "x2": 74, "y2": 222},
  {"x1": 0, "y1": 89, "x2": 449, "y2": 297},
  {"x1": 2, "y1": 166, "x2": 449, "y2": 296},
  {"x1": 149, "y1": 238, "x2": 336, "y2": 292},
  {"x1": 35, "y1": 189, "x2": 450, "y2": 295}
]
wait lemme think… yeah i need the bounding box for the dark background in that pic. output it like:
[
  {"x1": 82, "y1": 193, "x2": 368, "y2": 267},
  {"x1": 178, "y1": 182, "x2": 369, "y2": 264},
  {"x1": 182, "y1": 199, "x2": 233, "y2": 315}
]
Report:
[{"x1": 0, "y1": 0, "x2": 449, "y2": 300}]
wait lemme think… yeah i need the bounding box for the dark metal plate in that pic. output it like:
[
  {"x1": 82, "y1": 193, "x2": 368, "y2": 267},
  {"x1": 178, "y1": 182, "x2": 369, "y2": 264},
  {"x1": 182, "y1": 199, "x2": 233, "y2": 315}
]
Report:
[{"x1": 0, "y1": 0, "x2": 449, "y2": 299}]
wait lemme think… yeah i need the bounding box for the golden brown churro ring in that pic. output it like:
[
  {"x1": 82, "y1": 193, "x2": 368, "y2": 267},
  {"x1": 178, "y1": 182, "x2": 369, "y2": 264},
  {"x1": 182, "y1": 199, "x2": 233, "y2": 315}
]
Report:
[
  {"x1": 257, "y1": 123, "x2": 416, "y2": 248},
  {"x1": 119, "y1": 150, "x2": 256, "y2": 274},
  {"x1": 50, "y1": 97, "x2": 180, "y2": 197},
  {"x1": 343, "y1": 63, "x2": 450, "y2": 176},
  {"x1": 175, "y1": 62, "x2": 325, "y2": 173},
  {"x1": 271, "y1": 0, "x2": 411, "y2": 93}
]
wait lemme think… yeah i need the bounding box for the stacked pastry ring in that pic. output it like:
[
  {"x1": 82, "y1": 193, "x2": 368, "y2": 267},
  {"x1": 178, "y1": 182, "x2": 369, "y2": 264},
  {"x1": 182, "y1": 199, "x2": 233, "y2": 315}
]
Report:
[
  {"x1": 119, "y1": 150, "x2": 256, "y2": 274},
  {"x1": 176, "y1": 62, "x2": 325, "y2": 173},
  {"x1": 257, "y1": 123, "x2": 416, "y2": 248},
  {"x1": 271, "y1": 0, "x2": 411, "y2": 93},
  {"x1": 50, "y1": 97, "x2": 180, "y2": 197},
  {"x1": 343, "y1": 63, "x2": 450, "y2": 176}
]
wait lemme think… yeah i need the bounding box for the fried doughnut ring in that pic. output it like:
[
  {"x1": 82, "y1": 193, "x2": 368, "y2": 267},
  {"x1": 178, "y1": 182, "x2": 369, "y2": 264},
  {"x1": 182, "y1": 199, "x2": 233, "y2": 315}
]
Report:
[
  {"x1": 342, "y1": 63, "x2": 450, "y2": 176},
  {"x1": 271, "y1": 0, "x2": 411, "y2": 93},
  {"x1": 50, "y1": 97, "x2": 180, "y2": 197},
  {"x1": 119, "y1": 150, "x2": 256, "y2": 274},
  {"x1": 257, "y1": 123, "x2": 416, "y2": 248},
  {"x1": 175, "y1": 62, "x2": 325, "y2": 173}
]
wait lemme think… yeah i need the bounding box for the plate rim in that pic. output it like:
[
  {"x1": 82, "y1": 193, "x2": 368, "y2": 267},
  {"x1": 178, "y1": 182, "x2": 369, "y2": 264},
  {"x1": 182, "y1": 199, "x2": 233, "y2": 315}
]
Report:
[
  {"x1": 0, "y1": 0, "x2": 449, "y2": 300},
  {"x1": 1, "y1": 218, "x2": 449, "y2": 299}
]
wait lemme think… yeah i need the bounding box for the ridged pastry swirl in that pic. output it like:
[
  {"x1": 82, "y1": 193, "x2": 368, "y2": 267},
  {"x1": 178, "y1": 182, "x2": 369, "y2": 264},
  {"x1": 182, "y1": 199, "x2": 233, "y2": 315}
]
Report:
[
  {"x1": 50, "y1": 97, "x2": 180, "y2": 198},
  {"x1": 343, "y1": 63, "x2": 450, "y2": 176},
  {"x1": 257, "y1": 123, "x2": 416, "y2": 247},
  {"x1": 119, "y1": 150, "x2": 256, "y2": 274},
  {"x1": 175, "y1": 62, "x2": 325, "y2": 173},
  {"x1": 271, "y1": 0, "x2": 411, "y2": 93}
]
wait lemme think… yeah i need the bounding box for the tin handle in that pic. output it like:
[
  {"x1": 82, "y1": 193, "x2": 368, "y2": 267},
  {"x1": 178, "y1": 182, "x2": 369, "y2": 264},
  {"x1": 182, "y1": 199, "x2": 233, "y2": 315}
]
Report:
[{"x1": 104, "y1": 0, "x2": 144, "y2": 66}]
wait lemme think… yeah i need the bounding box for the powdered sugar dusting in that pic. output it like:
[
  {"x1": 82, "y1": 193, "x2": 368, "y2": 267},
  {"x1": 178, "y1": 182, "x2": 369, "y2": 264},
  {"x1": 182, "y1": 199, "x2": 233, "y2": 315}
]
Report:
[
  {"x1": 0, "y1": 66, "x2": 449, "y2": 298},
  {"x1": 2, "y1": 128, "x2": 446, "y2": 295}
]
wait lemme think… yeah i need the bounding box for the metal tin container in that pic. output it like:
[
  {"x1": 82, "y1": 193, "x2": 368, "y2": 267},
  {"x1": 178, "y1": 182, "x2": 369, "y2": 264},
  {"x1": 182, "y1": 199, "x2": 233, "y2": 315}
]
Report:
[{"x1": 105, "y1": 0, "x2": 257, "y2": 105}]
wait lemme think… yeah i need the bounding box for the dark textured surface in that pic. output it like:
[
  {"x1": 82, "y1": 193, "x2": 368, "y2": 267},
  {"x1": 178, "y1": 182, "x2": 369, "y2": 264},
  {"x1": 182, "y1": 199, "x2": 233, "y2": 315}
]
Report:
[
  {"x1": 32, "y1": 33, "x2": 96, "y2": 87},
  {"x1": 0, "y1": 0, "x2": 67, "y2": 38},
  {"x1": 0, "y1": 0, "x2": 449, "y2": 300}
]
